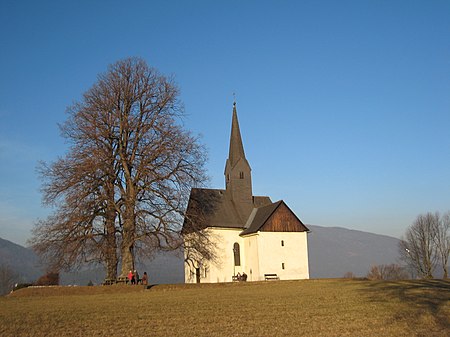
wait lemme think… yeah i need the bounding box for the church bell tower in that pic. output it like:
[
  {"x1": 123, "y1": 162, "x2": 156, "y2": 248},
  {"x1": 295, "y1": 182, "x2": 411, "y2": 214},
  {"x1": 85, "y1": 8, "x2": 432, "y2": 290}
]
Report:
[{"x1": 224, "y1": 102, "x2": 253, "y2": 221}]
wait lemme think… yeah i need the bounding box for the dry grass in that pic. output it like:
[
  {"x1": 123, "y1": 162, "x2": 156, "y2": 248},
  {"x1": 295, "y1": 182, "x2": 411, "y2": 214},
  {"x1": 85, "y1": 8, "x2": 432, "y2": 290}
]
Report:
[{"x1": 0, "y1": 279, "x2": 448, "y2": 337}]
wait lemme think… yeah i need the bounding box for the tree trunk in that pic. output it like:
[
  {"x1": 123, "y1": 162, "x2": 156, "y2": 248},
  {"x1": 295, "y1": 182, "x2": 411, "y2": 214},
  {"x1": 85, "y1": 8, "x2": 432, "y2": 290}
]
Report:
[
  {"x1": 105, "y1": 210, "x2": 118, "y2": 280},
  {"x1": 120, "y1": 199, "x2": 136, "y2": 277}
]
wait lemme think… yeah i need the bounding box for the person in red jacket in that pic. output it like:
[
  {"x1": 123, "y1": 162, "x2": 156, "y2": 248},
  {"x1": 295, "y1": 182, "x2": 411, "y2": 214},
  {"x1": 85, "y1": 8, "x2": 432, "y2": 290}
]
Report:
[{"x1": 127, "y1": 270, "x2": 133, "y2": 284}]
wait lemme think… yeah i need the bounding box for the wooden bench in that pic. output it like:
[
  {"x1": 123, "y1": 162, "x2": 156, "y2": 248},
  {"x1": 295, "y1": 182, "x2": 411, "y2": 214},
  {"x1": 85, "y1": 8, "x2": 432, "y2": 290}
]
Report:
[
  {"x1": 116, "y1": 276, "x2": 129, "y2": 284},
  {"x1": 102, "y1": 278, "x2": 116, "y2": 285},
  {"x1": 264, "y1": 273, "x2": 279, "y2": 281}
]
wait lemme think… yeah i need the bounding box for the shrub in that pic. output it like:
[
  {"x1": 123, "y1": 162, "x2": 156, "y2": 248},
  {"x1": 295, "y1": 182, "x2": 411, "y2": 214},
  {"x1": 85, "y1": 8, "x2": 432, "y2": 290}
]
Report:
[
  {"x1": 343, "y1": 271, "x2": 355, "y2": 279},
  {"x1": 367, "y1": 264, "x2": 409, "y2": 280},
  {"x1": 35, "y1": 272, "x2": 59, "y2": 286}
]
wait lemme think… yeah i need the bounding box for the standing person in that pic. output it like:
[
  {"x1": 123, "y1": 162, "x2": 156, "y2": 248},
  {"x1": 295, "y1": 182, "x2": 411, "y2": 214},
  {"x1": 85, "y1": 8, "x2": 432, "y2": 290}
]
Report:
[
  {"x1": 127, "y1": 270, "x2": 133, "y2": 285},
  {"x1": 131, "y1": 270, "x2": 136, "y2": 285},
  {"x1": 135, "y1": 270, "x2": 140, "y2": 284},
  {"x1": 142, "y1": 272, "x2": 148, "y2": 285}
]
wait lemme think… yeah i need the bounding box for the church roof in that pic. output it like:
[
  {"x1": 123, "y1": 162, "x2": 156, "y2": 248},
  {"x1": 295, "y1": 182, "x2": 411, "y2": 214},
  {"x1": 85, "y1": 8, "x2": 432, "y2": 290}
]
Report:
[
  {"x1": 182, "y1": 188, "x2": 272, "y2": 233},
  {"x1": 241, "y1": 201, "x2": 283, "y2": 235}
]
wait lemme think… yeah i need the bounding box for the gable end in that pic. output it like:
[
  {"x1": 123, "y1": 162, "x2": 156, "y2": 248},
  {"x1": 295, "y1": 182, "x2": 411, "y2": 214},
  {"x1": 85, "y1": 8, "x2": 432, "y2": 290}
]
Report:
[{"x1": 260, "y1": 202, "x2": 309, "y2": 232}]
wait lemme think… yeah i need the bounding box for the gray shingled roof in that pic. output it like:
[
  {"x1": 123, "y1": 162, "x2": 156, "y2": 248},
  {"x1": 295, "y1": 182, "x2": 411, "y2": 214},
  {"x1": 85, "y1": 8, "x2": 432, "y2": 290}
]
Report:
[{"x1": 182, "y1": 188, "x2": 272, "y2": 233}]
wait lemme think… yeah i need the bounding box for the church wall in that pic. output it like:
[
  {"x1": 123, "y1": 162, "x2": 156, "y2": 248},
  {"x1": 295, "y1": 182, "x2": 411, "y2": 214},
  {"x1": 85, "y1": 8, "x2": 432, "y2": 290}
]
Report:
[
  {"x1": 209, "y1": 228, "x2": 245, "y2": 283},
  {"x1": 243, "y1": 234, "x2": 260, "y2": 281},
  {"x1": 185, "y1": 228, "x2": 244, "y2": 283},
  {"x1": 257, "y1": 232, "x2": 309, "y2": 280}
]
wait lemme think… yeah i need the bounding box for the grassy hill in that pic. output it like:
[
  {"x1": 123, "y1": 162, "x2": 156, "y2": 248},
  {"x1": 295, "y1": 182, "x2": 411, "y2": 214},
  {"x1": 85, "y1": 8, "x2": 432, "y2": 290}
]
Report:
[{"x1": 1, "y1": 279, "x2": 448, "y2": 337}]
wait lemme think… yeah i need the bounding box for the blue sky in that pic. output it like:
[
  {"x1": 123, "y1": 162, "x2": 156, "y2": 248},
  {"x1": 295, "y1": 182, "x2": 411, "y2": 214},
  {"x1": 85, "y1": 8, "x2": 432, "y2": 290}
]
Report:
[{"x1": 1, "y1": 0, "x2": 449, "y2": 245}]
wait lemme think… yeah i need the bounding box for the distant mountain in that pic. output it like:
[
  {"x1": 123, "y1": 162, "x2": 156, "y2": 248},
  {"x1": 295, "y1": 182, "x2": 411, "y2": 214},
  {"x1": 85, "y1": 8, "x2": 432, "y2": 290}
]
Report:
[
  {"x1": 0, "y1": 237, "x2": 44, "y2": 283},
  {"x1": 0, "y1": 226, "x2": 401, "y2": 285},
  {"x1": 0, "y1": 236, "x2": 184, "y2": 286},
  {"x1": 307, "y1": 225, "x2": 401, "y2": 278}
]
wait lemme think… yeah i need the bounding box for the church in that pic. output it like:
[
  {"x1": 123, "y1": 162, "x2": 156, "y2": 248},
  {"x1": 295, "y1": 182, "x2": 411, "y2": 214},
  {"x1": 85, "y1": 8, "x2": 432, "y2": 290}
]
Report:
[{"x1": 182, "y1": 102, "x2": 310, "y2": 283}]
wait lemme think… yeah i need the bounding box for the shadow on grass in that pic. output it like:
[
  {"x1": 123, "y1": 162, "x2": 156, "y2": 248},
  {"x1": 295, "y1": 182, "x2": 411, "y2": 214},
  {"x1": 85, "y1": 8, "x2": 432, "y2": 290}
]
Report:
[{"x1": 361, "y1": 279, "x2": 450, "y2": 331}]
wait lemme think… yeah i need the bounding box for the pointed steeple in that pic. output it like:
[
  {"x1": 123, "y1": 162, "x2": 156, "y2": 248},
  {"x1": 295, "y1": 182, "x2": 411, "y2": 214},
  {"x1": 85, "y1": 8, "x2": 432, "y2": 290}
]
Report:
[
  {"x1": 228, "y1": 102, "x2": 246, "y2": 168},
  {"x1": 224, "y1": 101, "x2": 253, "y2": 221}
]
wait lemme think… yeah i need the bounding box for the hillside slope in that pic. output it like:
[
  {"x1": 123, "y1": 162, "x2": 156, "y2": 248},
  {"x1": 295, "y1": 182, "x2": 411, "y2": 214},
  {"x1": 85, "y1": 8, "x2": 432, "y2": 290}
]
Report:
[
  {"x1": 307, "y1": 224, "x2": 400, "y2": 278},
  {"x1": 0, "y1": 237, "x2": 43, "y2": 282},
  {"x1": 0, "y1": 225, "x2": 401, "y2": 284}
]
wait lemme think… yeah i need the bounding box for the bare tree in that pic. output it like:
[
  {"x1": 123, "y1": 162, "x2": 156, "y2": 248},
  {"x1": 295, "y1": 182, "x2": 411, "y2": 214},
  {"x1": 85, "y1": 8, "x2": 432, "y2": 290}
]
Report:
[
  {"x1": 399, "y1": 212, "x2": 440, "y2": 278},
  {"x1": 434, "y1": 212, "x2": 449, "y2": 278},
  {"x1": 30, "y1": 58, "x2": 207, "y2": 280}
]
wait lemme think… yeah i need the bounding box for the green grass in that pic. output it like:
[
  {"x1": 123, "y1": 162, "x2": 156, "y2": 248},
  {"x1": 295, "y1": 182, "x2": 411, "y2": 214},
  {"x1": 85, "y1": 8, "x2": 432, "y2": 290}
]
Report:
[{"x1": 0, "y1": 279, "x2": 448, "y2": 337}]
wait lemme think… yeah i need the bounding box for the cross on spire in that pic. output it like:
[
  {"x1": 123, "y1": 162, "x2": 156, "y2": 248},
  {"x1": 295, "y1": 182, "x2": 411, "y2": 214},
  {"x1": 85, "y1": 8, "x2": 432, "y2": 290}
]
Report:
[{"x1": 228, "y1": 100, "x2": 246, "y2": 168}]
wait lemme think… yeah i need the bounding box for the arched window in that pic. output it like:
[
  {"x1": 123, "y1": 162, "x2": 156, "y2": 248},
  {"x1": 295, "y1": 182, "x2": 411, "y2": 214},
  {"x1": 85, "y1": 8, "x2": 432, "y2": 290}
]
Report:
[
  {"x1": 239, "y1": 171, "x2": 244, "y2": 179},
  {"x1": 233, "y1": 242, "x2": 241, "y2": 266}
]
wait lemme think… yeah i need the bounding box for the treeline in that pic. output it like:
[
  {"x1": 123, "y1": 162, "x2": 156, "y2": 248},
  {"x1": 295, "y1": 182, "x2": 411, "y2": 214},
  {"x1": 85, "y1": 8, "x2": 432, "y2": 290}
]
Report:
[{"x1": 344, "y1": 211, "x2": 449, "y2": 280}]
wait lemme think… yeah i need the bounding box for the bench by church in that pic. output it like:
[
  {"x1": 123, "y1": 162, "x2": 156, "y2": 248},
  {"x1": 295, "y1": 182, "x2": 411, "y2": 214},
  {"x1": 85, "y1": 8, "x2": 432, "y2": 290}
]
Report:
[{"x1": 264, "y1": 273, "x2": 279, "y2": 280}]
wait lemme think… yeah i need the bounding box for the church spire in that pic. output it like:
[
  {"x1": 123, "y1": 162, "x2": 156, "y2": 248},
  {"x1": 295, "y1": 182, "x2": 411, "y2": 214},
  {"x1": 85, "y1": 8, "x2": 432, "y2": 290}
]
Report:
[
  {"x1": 228, "y1": 101, "x2": 246, "y2": 168},
  {"x1": 224, "y1": 101, "x2": 253, "y2": 221}
]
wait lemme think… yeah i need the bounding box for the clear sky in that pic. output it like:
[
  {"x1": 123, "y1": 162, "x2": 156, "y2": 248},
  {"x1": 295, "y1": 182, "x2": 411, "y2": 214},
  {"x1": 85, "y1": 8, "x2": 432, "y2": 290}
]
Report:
[{"x1": 1, "y1": 0, "x2": 449, "y2": 246}]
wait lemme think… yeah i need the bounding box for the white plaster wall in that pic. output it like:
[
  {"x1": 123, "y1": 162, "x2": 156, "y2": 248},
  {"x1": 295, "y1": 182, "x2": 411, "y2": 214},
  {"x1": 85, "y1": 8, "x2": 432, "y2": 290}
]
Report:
[
  {"x1": 184, "y1": 229, "x2": 309, "y2": 283},
  {"x1": 185, "y1": 228, "x2": 244, "y2": 283},
  {"x1": 243, "y1": 234, "x2": 260, "y2": 282},
  {"x1": 257, "y1": 232, "x2": 309, "y2": 280}
]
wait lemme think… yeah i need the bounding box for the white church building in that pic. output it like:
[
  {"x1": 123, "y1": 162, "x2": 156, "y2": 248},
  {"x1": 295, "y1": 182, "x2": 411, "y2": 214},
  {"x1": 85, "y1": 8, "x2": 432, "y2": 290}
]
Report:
[{"x1": 183, "y1": 102, "x2": 310, "y2": 283}]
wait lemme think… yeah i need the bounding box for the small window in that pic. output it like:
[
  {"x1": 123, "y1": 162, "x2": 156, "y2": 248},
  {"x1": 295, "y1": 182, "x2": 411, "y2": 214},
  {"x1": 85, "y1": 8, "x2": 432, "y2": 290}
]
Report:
[
  {"x1": 239, "y1": 171, "x2": 244, "y2": 179},
  {"x1": 282, "y1": 263, "x2": 285, "y2": 270},
  {"x1": 227, "y1": 174, "x2": 230, "y2": 182},
  {"x1": 281, "y1": 240, "x2": 284, "y2": 247}
]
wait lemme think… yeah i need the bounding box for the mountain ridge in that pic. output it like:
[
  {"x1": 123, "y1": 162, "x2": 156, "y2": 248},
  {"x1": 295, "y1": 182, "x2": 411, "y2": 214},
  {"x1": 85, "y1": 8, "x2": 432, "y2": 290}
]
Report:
[{"x1": 0, "y1": 225, "x2": 401, "y2": 284}]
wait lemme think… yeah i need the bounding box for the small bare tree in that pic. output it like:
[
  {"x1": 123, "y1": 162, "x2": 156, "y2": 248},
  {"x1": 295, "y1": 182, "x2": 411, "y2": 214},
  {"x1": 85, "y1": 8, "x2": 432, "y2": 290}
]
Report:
[
  {"x1": 399, "y1": 212, "x2": 440, "y2": 278},
  {"x1": 343, "y1": 271, "x2": 355, "y2": 279},
  {"x1": 0, "y1": 264, "x2": 18, "y2": 296},
  {"x1": 434, "y1": 212, "x2": 449, "y2": 278}
]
